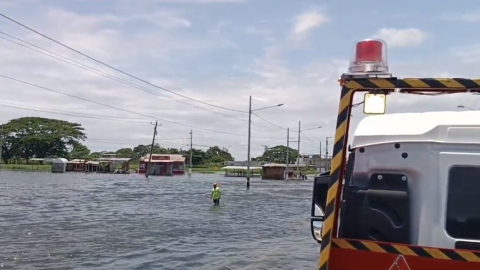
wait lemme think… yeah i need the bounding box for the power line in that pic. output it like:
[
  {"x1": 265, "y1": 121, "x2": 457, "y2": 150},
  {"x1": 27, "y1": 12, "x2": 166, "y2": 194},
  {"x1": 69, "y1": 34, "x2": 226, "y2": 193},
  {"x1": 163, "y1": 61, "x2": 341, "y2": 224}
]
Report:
[
  {"x1": 0, "y1": 101, "x2": 151, "y2": 123},
  {"x1": 300, "y1": 131, "x2": 318, "y2": 146},
  {"x1": 0, "y1": 74, "x2": 247, "y2": 137},
  {"x1": 0, "y1": 13, "x2": 247, "y2": 113},
  {"x1": 251, "y1": 112, "x2": 286, "y2": 130},
  {"x1": 0, "y1": 31, "x2": 248, "y2": 123}
]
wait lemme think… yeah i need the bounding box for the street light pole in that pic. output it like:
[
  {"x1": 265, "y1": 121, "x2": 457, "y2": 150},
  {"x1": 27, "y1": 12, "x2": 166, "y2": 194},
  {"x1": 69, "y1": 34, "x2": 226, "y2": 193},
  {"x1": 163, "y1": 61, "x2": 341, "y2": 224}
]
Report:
[
  {"x1": 247, "y1": 95, "x2": 252, "y2": 189},
  {"x1": 325, "y1": 136, "x2": 332, "y2": 171},
  {"x1": 246, "y1": 97, "x2": 284, "y2": 188},
  {"x1": 189, "y1": 130, "x2": 193, "y2": 177},
  {"x1": 457, "y1": 105, "x2": 474, "y2": 111},
  {"x1": 297, "y1": 121, "x2": 301, "y2": 180},
  {"x1": 286, "y1": 127, "x2": 289, "y2": 180},
  {"x1": 0, "y1": 123, "x2": 3, "y2": 171}
]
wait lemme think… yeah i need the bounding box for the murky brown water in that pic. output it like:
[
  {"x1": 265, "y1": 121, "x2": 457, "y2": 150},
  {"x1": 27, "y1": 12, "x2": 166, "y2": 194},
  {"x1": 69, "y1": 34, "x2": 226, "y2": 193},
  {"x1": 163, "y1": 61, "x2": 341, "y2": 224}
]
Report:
[{"x1": 0, "y1": 171, "x2": 319, "y2": 269}]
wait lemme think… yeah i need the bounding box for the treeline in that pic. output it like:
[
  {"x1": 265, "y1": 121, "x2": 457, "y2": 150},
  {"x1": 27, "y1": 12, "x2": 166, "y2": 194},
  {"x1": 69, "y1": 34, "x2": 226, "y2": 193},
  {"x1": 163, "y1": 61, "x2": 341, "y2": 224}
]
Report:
[{"x1": 0, "y1": 117, "x2": 234, "y2": 166}]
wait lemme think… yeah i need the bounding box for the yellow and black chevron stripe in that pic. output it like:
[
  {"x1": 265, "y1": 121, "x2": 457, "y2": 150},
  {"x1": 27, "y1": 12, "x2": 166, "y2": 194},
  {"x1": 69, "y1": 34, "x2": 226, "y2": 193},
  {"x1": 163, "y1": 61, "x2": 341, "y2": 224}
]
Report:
[
  {"x1": 332, "y1": 239, "x2": 480, "y2": 262},
  {"x1": 344, "y1": 78, "x2": 480, "y2": 90},
  {"x1": 318, "y1": 77, "x2": 480, "y2": 269},
  {"x1": 318, "y1": 86, "x2": 353, "y2": 270}
]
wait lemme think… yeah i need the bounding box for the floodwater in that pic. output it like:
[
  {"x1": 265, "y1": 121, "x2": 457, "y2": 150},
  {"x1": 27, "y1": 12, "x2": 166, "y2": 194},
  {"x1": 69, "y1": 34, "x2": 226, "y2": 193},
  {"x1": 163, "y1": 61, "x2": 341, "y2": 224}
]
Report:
[{"x1": 0, "y1": 171, "x2": 319, "y2": 269}]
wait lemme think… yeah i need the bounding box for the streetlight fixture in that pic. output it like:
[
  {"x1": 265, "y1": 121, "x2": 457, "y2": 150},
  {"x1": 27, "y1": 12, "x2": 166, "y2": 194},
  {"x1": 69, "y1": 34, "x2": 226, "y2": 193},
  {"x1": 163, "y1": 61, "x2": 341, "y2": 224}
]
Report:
[
  {"x1": 247, "y1": 96, "x2": 284, "y2": 188},
  {"x1": 457, "y1": 105, "x2": 475, "y2": 111},
  {"x1": 296, "y1": 124, "x2": 323, "y2": 180}
]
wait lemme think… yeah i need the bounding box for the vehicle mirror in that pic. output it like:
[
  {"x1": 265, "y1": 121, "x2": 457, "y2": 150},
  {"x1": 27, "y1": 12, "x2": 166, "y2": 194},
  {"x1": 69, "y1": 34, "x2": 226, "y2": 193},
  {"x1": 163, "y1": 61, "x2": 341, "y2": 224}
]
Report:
[
  {"x1": 310, "y1": 174, "x2": 329, "y2": 243},
  {"x1": 363, "y1": 93, "x2": 386, "y2": 114}
]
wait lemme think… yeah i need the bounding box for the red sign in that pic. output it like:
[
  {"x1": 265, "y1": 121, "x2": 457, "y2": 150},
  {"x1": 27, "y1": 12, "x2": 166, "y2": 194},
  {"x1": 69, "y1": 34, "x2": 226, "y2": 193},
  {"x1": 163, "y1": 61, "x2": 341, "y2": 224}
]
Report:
[{"x1": 152, "y1": 156, "x2": 169, "y2": 160}]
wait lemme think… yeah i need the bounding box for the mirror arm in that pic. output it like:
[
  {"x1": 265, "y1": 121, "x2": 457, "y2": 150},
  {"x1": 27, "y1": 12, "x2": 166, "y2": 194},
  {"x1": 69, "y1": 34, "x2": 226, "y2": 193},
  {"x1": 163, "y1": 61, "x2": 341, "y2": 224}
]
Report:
[{"x1": 311, "y1": 216, "x2": 324, "y2": 222}]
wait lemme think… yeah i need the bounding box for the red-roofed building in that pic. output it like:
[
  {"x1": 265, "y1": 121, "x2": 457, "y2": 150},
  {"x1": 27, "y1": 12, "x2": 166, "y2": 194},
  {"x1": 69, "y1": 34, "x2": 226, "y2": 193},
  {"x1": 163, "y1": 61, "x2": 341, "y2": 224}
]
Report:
[{"x1": 138, "y1": 154, "x2": 186, "y2": 176}]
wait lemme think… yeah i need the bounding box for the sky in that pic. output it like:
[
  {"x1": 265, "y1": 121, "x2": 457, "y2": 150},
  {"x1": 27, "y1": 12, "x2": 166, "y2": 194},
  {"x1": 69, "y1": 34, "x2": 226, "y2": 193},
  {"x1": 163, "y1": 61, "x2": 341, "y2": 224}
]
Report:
[{"x1": 1, "y1": 0, "x2": 480, "y2": 160}]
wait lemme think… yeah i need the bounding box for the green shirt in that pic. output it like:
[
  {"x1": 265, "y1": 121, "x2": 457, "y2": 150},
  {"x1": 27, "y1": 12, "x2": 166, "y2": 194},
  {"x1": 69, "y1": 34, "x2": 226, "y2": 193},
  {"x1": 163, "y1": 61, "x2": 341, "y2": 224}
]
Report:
[{"x1": 212, "y1": 187, "x2": 221, "y2": 199}]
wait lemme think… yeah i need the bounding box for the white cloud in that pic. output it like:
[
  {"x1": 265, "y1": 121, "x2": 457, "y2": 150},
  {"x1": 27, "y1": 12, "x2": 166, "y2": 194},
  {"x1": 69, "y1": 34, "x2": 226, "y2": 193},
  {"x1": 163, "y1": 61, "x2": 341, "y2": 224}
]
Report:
[
  {"x1": 443, "y1": 10, "x2": 480, "y2": 22},
  {"x1": 292, "y1": 11, "x2": 329, "y2": 38},
  {"x1": 373, "y1": 28, "x2": 429, "y2": 48}
]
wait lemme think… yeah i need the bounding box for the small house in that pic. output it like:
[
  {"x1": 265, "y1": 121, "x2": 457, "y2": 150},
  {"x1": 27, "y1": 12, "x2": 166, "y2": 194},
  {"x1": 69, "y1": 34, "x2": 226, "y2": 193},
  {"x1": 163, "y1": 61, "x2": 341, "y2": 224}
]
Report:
[
  {"x1": 66, "y1": 159, "x2": 86, "y2": 172},
  {"x1": 138, "y1": 154, "x2": 186, "y2": 176},
  {"x1": 262, "y1": 163, "x2": 307, "y2": 180}
]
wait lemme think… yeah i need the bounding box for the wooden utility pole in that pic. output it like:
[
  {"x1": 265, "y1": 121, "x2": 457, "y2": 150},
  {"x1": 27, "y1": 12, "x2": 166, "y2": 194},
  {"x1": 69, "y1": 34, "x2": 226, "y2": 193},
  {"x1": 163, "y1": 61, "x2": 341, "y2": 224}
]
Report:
[
  {"x1": 296, "y1": 121, "x2": 301, "y2": 180},
  {"x1": 286, "y1": 127, "x2": 289, "y2": 179},
  {"x1": 319, "y1": 141, "x2": 322, "y2": 173},
  {"x1": 247, "y1": 96, "x2": 252, "y2": 189},
  {"x1": 189, "y1": 130, "x2": 193, "y2": 177},
  {"x1": 145, "y1": 121, "x2": 158, "y2": 178},
  {"x1": 325, "y1": 137, "x2": 331, "y2": 171},
  {"x1": 0, "y1": 123, "x2": 3, "y2": 171}
]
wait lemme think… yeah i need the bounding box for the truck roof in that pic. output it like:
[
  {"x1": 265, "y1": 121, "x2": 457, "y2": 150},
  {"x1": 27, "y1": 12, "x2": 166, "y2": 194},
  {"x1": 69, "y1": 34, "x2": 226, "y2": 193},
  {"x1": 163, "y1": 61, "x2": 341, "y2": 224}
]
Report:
[{"x1": 352, "y1": 111, "x2": 480, "y2": 148}]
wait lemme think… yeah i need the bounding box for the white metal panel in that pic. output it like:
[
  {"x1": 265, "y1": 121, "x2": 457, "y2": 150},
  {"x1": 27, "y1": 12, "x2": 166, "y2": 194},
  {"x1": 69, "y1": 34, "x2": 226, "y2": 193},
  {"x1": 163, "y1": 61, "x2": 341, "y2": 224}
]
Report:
[
  {"x1": 353, "y1": 111, "x2": 480, "y2": 148},
  {"x1": 352, "y1": 140, "x2": 480, "y2": 249},
  {"x1": 434, "y1": 152, "x2": 480, "y2": 249}
]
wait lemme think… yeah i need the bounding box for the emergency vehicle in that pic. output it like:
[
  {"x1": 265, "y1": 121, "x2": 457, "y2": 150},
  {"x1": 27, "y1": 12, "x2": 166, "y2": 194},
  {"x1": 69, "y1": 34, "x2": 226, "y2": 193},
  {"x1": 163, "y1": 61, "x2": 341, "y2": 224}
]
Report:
[{"x1": 310, "y1": 38, "x2": 480, "y2": 269}]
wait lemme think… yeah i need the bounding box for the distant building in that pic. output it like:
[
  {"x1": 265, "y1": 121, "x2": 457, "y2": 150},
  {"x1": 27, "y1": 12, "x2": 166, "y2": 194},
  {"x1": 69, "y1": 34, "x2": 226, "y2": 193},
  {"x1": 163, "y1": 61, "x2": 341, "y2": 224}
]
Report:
[
  {"x1": 223, "y1": 160, "x2": 264, "y2": 167},
  {"x1": 139, "y1": 154, "x2": 185, "y2": 176},
  {"x1": 262, "y1": 163, "x2": 307, "y2": 180},
  {"x1": 296, "y1": 155, "x2": 330, "y2": 172}
]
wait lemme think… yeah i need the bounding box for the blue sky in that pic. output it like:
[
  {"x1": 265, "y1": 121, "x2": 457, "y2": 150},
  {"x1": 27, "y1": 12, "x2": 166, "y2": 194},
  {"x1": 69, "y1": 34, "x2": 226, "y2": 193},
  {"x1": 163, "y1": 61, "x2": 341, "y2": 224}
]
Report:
[{"x1": 1, "y1": 0, "x2": 480, "y2": 159}]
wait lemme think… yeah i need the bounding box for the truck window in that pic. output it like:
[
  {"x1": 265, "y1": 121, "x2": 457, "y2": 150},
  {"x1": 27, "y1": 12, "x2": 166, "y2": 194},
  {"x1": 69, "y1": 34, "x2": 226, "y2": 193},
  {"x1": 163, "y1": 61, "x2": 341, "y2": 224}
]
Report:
[{"x1": 446, "y1": 166, "x2": 480, "y2": 240}]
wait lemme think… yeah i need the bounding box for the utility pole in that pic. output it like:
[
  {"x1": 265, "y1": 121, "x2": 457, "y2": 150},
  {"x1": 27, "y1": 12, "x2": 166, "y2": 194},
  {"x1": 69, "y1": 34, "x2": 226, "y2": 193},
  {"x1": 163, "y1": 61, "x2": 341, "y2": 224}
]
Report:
[
  {"x1": 189, "y1": 130, "x2": 193, "y2": 177},
  {"x1": 145, "y1": 121, "x2": 158, "y2": 178},
  {"x1": 325, "y1": 137, "x2": 331, "y2": 171},
  {"x1": 0, "y1": 124, "x2": 3, "y2": 171},
  {"x1": 286, "y1": 127, "x2": 289, "y2": 179},
  {"x1": 296, "y1": 121, "x2": 301, "y2": 180},
  {"x1": 319, "y1": 141, "x2": 322, "y2": 173},
  {"x1": 246, "y1": 95, "x2": 252, "y2": 189}
]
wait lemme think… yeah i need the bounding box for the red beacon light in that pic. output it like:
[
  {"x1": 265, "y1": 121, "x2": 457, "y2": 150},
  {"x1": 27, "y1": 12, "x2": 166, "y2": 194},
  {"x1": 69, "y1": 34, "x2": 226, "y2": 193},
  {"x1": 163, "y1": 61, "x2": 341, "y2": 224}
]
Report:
[{"x1": 347, "y1": 39, "x2": 389, "y2": 75}]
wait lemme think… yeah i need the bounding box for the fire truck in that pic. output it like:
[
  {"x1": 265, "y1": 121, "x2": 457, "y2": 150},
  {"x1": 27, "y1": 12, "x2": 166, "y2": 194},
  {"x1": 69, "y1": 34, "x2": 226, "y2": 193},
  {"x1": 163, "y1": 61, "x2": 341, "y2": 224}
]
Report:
[{"x1": 310, "y1": 39, "x2": 480, "y2": 269}]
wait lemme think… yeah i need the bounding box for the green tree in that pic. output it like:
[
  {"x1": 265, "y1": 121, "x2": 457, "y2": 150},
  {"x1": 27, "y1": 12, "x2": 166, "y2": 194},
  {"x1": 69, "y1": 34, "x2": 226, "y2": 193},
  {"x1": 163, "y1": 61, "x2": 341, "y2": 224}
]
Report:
[
  {"x1": 0, "y1": 117, "x2": 86, "y2": 162},
  {"x1": 205, "y1": 146, "x2": 234, "y2": 164},
  {"x1": 116, "y1": 147, "x2": 137, "y2": 159},
  {"x1": 133, "y1": 143, "x2": 168, "y2": 158},
  {"x1": 133, "y1": 144, "x2": 150, "y2": 157},
  {"x1": 257, "y1": 145, "x2": 298, "y2": 164},
  {"x1": 89, "y1": 152, "x2": 102, "y2": 159},
  {"x1": 167, "y1": 148, "x2": 179, "y2": 154},
  {"x1": 183, "y1": 148, "x2": 207, "y2": 166},
  {"x1": 69, "y1": 142, "x2": 91, "y2": 159}
]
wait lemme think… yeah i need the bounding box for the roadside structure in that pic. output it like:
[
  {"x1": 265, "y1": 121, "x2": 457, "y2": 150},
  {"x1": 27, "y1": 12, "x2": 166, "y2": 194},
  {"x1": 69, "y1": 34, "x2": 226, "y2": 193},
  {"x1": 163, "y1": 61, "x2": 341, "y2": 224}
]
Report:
[
  {"x1": 262, "y1": 163, "x2": 307, "y2": 180},
  {"x1": 223, "y1": 165, "x2": 262, "y2": 177},
  {"x1": 138, "y1": 154, "x2": 186, "y2": 176}
]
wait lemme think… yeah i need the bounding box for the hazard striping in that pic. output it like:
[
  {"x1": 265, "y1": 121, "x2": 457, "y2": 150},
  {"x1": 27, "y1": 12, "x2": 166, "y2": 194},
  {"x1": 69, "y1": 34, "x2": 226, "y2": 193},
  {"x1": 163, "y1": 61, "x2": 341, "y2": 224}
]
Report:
[
  {"x1": 344, "y1": 78, "x2": 480, "y2": 90},
  {"x1": 318, "y1": 87, "x2": 353, "y2": 270},
  {"x1": 317, "y1": 77, "x2": 480, "y2": 270},
  {"x1": 332, "y1": 239, "x2": 480, "y2": 262}
]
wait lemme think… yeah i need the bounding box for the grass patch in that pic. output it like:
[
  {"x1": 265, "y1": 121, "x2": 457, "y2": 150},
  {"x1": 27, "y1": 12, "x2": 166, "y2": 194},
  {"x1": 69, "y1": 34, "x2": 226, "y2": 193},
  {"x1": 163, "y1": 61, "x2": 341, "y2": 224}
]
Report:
[{"x1": 1, "y1": 164, "x2": 52, "y2": 172}]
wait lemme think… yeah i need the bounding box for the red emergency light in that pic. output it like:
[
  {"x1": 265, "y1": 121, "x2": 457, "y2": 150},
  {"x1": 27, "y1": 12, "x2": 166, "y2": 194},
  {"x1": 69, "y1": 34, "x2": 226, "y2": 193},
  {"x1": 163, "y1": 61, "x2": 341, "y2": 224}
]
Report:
[
  {"x1": 355, "y1": 40, "x2": 383, "y2": 62},
  {"x1": 348, "y1": 39, "x2": 389, "y2": 74}
]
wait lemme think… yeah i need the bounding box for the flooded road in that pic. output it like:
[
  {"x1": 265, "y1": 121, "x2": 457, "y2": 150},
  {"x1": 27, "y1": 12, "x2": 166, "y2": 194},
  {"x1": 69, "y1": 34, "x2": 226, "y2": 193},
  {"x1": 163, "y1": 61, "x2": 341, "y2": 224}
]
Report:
[{"x1": 0, "y1": 171, "x2": 318, "y2": 269}]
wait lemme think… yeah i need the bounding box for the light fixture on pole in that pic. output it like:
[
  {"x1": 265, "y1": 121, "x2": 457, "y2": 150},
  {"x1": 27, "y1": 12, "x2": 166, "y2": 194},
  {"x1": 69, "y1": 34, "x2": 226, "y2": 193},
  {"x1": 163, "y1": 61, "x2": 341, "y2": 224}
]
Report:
[
  {"x1": 247, "y1": 96, "x2": 284, "y2": 188},
  {"x1": 457, "y1": 105, "x2": 475, "y2": 111}
]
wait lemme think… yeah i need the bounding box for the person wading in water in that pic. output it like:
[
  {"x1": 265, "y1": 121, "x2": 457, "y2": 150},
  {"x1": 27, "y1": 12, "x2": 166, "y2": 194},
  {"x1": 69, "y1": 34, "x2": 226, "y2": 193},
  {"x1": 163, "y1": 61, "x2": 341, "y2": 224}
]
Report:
[{"x1": 211, "y1": 183, "x2": 221, "y2": 206}]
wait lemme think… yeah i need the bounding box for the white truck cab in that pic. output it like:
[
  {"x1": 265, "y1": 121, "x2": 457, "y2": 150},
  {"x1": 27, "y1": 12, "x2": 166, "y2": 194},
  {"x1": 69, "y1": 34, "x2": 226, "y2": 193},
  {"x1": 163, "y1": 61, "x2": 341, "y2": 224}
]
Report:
[{"x1": 345, "y1": 110, "x2": 480, "y2": 250}]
